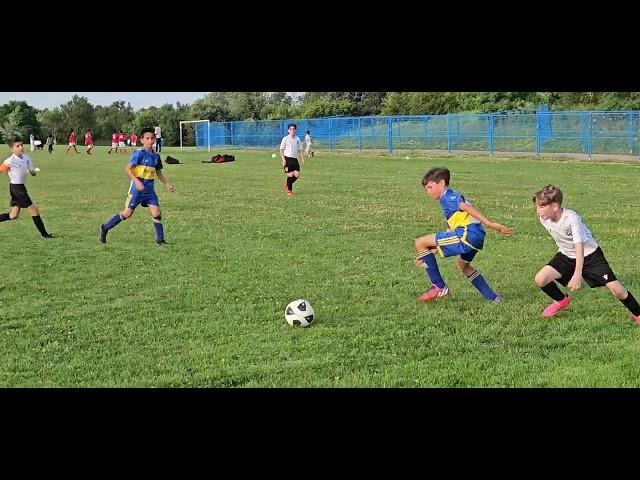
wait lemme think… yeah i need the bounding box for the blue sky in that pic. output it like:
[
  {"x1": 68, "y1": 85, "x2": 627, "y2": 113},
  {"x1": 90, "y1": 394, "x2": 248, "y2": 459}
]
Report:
[
  {"x1": 0, "y1": 92, "x2": 305, "y2": 110},
  {"x1": 0, "y1": 92, "x2": 209, "y2": 110}
]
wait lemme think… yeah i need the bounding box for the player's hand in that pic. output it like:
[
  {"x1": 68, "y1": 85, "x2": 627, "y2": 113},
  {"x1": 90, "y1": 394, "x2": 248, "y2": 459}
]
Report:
[
  {"x1": 568, "y1": 275, "x2": 582, "y2": 291},
  {"x1": 491, "y1": 222, "x2": 512, "y2": 236},
  {"x1": 135, "y1": 180, "x2": 144, "y2": 192},
  {"x1": 415, "y1": 257, "x2": 424, "y2": 267},
  {"x1": 166, "y1": 182, "x2": 175, "y2": 193}
]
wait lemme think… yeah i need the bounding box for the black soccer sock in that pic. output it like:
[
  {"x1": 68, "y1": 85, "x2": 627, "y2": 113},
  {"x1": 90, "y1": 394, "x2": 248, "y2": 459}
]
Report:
[
  {"x1": 541, "y1": 281, "x2": 566, "y2": 302},
  {"x1": 286, "y1": 177, "x2": 294, "y2": 191},
  {"x1": 291, "y1": 176, "x2": 299, "y2": 183},
  {"x1": 0, "y1": 212, "x2": 12, "y2": 222},
  {"x1": 31, "y1": 215, "x2": 50, "y2": 236},
  {"x1": 621, "y1": 291, "x2": 640, "y2": 316}
]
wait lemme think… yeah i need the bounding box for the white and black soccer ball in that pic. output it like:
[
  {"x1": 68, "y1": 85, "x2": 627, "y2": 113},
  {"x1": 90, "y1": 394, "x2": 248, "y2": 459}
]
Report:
[{"x1": 285, "y1": 299, "x2": 315, "y2": 327}]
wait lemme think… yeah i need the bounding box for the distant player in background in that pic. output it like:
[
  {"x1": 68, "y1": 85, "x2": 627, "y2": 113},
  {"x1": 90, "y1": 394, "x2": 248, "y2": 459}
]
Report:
[
  {"x1": 130, "y1": 132, "x2": 138, "y2": 151},
  {"x1": 108, "y1": 130, "x2": 119, "y2": 154},
  {"x1": 85, "y1": 130, "x2": 94, "y2": 155},
  {"x1": 280, "y1": 123, "x2": 305, "y2": 196},
  {"x1": 304, "y1": 130, "x2": 314, "y2": 157},
  {"x1": 154, "y1": 126, "x2": 162, "y2": 152},
  {"x1": 118, "y1": 130, "x2": 127, "y2": 154},
  {"x1": 65, "y1": 129, "x2": 79, "y2": 155},
  {"x1": 46, "y1": 134, "x2": 54, "y2": 154}
]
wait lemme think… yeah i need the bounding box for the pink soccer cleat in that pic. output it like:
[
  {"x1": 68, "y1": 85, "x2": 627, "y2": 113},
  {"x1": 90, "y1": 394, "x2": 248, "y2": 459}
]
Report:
[
  {"x1": 632, "y1": 314, "x2": 640, "y2": 324},
  {"x1": 542, "y1": 296, "x2": 571, "y2": 317},
  {"x1": 418, "y1": 285, "x2": 449, "y2": 302}
]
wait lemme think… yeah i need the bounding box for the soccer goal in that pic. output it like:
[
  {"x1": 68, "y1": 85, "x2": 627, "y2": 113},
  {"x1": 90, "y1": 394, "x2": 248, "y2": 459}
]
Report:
[{"x1": 179, "y1": 119, "x2": 211, "y2": 152}]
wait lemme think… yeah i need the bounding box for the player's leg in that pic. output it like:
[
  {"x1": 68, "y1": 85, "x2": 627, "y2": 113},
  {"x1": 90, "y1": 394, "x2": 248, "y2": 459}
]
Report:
[
  {"x1": 65, "y1": 145, "x2": 71, "y2": 154},
  {"x1": 415, "y1": 233, "x2": 448, "y2": 301},
  {"x1": 289, "y1": 170, "x2": 300, "y2": 193},
  {"x1": 603, "y1": 281, "x2": 640, "y2": 322},
  {"x1": 0, "y1": 205, "x2": 20, "y2": 222},
  {"x1": 100, "y1": 193, "x2": 136, "y2": 243},
  {"x1": 148, "y1": 203, "x2": 166, "y2": 245},
  {"x1": 284, "y1": 171, "x2": 295, "y2": 195},
  {"x1": 535, "y1": 263, "x2": 571, "y2": 317},
  {"x1": 27, "y1": 204, "x2": 53, "y2": 238},
  {"x1": 456, "y1": 255, "x2": 501, "y2": 302}
]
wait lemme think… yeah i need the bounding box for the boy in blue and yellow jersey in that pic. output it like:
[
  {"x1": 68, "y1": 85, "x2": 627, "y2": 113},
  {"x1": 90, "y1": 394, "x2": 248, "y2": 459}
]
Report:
[
  {"x1": 414, "y1": 167, "x2": 511, "y2": 302},
  {"x1": 99, "y1": 128, "x2": 174, "y2": 246}
]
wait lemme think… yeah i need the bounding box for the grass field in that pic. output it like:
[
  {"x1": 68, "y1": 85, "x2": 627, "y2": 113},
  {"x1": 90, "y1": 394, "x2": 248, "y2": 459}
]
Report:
[{"x1": 1, "y1": 145, "x2": 640, "y2": 387}]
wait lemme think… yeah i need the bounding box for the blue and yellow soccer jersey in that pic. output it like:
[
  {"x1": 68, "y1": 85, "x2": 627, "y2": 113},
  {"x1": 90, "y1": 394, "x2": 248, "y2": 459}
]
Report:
[
  {"x1": 439, "y1": 188, "x2": 481, "y2": 230},
  {"x1": 434, "y1": 188, "x2": 485, "y2": 258},
  {"x1": 128, "y1": 149, "x2": 163, "y2": 194}
]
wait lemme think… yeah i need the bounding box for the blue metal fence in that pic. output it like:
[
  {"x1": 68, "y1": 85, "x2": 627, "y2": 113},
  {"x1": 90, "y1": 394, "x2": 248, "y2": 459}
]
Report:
[{"x1": 195, "y1": 109, "x2": 640, "y2": 159}]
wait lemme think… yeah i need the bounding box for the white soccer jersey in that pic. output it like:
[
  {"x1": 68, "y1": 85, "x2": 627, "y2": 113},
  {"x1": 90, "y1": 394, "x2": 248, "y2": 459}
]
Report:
[
  {"x1": 539, "y1": 208, "x2": 599, "y2": 258},
  {"x1": 305, "y1": 134, "x2": 312, "y2": 145},
  {"x1": 2, "y1": 154, "x2": 33, "y2": 184},
  {"x1": 280, "y1": 135, "x2": 302, "y2": 157}
]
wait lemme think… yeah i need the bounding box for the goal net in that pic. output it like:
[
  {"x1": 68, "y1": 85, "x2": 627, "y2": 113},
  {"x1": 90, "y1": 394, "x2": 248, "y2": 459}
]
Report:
[{"x1": 179, "y1": 120, "x2": 210, "y2": 151}]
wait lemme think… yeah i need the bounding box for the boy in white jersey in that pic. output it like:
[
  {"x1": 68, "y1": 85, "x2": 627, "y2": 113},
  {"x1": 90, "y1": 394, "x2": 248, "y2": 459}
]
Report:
[
  {"x1": 0, "y1": 136, "x2": 53, "y2": 238},
  {"x1": 533, "y1": 185, "x2": 640, "y2": 323},
  {"x1": 304, "y1": 130, "x2": 314, "y2": 157},
  {"x1": 279, "y1": 123, "x2": 305, "y2": 196}
]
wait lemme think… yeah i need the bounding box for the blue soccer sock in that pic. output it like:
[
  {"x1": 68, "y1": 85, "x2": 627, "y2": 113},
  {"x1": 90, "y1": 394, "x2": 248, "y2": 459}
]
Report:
[
  {"x1": 417, "y1": 250, "x2": 446, "y2": 289},
  {"x1": 467, "y1": 269, "x2": 498, "y2": 301},
  {"x1": 153, "y1": 216, "x2": 164, "y2": 242},
  {"x1": 103, "y1": 213, "x2": 124, "y2": 231}
]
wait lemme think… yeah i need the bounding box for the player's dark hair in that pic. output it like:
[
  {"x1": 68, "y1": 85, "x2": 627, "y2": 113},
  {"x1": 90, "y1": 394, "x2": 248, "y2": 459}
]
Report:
[
  {"x1": 533, "y1": 185, "x2": 563, "y2": 206},
  {"x1": 7, "y1": 136, "x2": 22, "y2": 147},
  {"x1": 422, "y1": 167, "x2": 451, "y2": 186},
  {"x1": 140, "y1": 127, "x2": 155, "y2": 136},
  {"x1": 305, "y1": 130, "x2": 310, "y2": 134},
  {"x1": 288, "y1": 123, "x2": 297, "y2": 129}
]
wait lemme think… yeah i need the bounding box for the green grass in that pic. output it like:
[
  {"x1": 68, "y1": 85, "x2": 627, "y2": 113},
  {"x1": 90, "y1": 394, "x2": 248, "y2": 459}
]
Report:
[{"x1": 1, "y1": 146, "x2": 640, "y2": 387}]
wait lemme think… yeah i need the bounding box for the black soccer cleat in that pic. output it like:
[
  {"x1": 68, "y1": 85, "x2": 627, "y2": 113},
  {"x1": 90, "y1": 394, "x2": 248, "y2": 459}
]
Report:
[
  {"x1": 42, "y1": 233, "x2": 54, "y2": 239},
  {"x1": 157, "y1": 240, "x2": 168, "y2": 246},
  {"x1": 99, "y1": 226, "x2": 108, "y2": 243}
]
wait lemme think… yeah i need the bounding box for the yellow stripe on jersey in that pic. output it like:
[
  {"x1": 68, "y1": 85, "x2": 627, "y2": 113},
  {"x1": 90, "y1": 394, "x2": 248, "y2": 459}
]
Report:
[
  {"x1": 132, "y1": 165, "x2": 157, "y2": 180},
  {"x1": 447, "y1": 210, "x2": 475, "y2": 230}
]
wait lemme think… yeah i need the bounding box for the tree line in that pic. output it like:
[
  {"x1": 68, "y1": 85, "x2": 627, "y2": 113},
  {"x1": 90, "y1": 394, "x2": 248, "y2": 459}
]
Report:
[{"x1": 2, "y1": 92, "x2": 639, "y2": 147}]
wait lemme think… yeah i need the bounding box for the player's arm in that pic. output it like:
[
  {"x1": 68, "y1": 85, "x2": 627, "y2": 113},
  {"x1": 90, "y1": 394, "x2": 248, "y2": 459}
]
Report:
[
  {"x1": 125, "y1": 162, "x2": 144, "y2": 191},
  {"x1": 155, "y1": 169, "x2": 174, "y2": 193},
  {"x1": 459, "y1": 202, "x2": 511, "y2": 235},
  {"x1": 280, "y1": 145, "x2": 286, "y2": 167},
  {"x1": 0, "y1": 163, "x2": 9, "y2": 174},
  {"x1": 568, "y1": 242, "x2": 585, "y2": 291}
]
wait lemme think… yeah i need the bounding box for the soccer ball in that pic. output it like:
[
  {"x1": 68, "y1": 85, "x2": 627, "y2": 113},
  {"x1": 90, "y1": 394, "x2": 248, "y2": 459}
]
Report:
[
  {"x1": 271, "y1": 153, "x2": 277, "y2": 158},
  {"x1": 285, "y1": 299, "x2": 315, "y2": 327}
]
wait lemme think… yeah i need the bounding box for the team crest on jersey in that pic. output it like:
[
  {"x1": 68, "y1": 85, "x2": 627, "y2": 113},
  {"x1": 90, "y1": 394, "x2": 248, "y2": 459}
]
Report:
[{"x1": 565, "y1": 228, "x2": 572, "y2": 236}]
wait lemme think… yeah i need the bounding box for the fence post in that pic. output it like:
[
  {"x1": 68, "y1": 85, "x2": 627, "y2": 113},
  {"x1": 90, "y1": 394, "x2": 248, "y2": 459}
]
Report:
[
  {"x1": 535, "y1": 113, "x2": 541, "y2": 158},
  {"x1": 230, "y1": 122, "x2": 234, "y2": 146},
  {"x1": 329, "y1": 118, "x2": 333, "y2": 153},
  {"x1": 587, "y1": 112, "x2": 593, "y2": 160},
  {"x1": 628, "y1": 111, "x2": 633, "y2": 154},
  {"x1": 424, "y1": 115, "x2": 429, "y2": 145},
  {"x1": 488, "y1": 114, "x2": 494, "y2": 155},
  {"x1": 358, "y1": 117, "x2": 362, "y2": 152},
  {"x1": 447, "y1": 115, "x2": 451, "y2": 154},
  {"x1": 387, "y1": 117, "x2": 393, "y2": 155}
]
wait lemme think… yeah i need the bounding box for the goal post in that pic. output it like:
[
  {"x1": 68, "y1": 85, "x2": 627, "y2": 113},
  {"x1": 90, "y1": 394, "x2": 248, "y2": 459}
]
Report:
[{"x1": 179, "y1": 119, "x2": 210, "y2": 152}]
